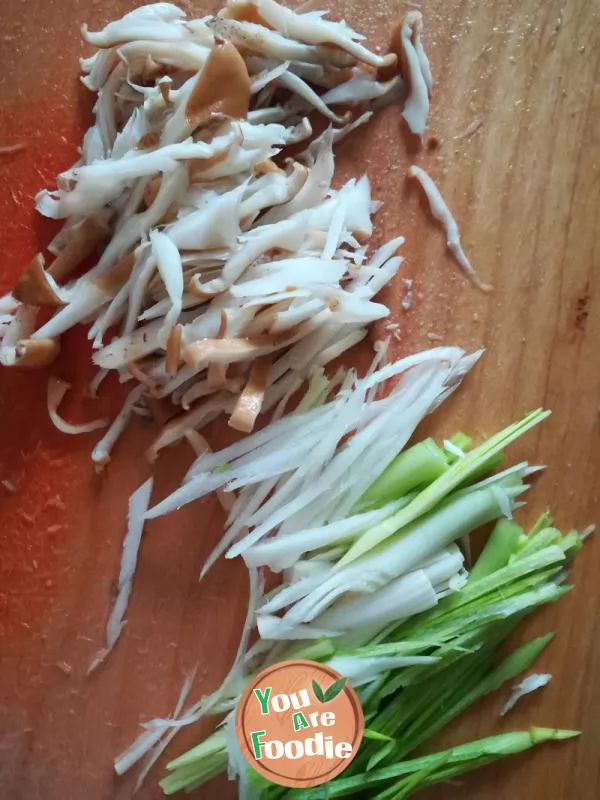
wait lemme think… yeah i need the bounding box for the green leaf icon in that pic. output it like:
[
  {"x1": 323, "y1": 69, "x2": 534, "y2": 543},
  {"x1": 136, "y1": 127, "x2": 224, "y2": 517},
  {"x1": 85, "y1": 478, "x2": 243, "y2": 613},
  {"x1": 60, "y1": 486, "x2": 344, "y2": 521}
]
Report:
[
  {"x1": 323, "y1": 677, "x2": 347, "y2": 702},
  {"x1": 312, "y1": 679, "x2": 326, "y2": 703}
]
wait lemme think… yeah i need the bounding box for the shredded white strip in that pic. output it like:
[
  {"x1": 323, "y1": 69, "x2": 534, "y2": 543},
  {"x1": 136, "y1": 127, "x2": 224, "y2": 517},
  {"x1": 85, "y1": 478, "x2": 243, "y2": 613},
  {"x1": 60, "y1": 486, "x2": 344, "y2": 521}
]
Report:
[
  {"x1": 92, "y1": 385, "x2": 145, "y2": 469},
  {"x1": 501, "y1": 673, "x2": 552, "y2": 716},
  {"x1": 409, "y1": 165, "x2": 492, "y2": 292},
  {"x1": 89, "y1": 477, "x2": 153, "y2": 674},
  {"x1": 47, "y1": 377, "x2": 108, "y2": 435}
]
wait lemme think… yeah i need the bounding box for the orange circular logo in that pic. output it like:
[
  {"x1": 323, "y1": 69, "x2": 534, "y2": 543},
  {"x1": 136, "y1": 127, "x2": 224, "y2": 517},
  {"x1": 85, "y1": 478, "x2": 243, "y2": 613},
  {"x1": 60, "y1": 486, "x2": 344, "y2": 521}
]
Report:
[{"x1": 236, "y1": 659, "x2": 364, "y2": 789}]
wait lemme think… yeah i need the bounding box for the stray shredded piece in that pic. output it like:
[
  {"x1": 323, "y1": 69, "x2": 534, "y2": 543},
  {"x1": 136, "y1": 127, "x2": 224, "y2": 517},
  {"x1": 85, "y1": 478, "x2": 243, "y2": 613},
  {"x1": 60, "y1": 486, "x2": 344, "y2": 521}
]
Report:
[
  {"x1": 47, "y1": 377, "x2": 109, "y2": 435},
  {"x1": 399, "y1": 11, "x2": 432, "y2": 136},
  {"x1": 88, "y1": 478, "x2": 154, "y2": 674},
  {"x1": 501, "y1": 673, "x2": 552, "y2": 716},
  {"x1": 454, "y1": 119, "x2": 483, "y2": 140},
  {"x1": 580, "y1": 524, "x2": 595, "y2": 541},
  {"x1": 0, "y1": 143, "x2": 26, "y2": 155},
  {"x1": 409, "y1": 165, "x2": 493, "y2": 292}
]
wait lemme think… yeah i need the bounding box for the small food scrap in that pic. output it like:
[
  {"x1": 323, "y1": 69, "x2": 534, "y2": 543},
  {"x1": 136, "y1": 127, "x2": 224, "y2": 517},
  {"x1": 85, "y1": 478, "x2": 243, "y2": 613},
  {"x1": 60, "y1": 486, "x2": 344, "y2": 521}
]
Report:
[
  {"x1": 454, "y1": 119, "x2": 483, "y2": 140},
  {"x1": 46, "y1": 524, "x2": 64, "y2": 534},
  {"x1": 47, "y1": 377, "x2": 108, "y2": 435},
  {"x1": 501, "y1": 673, "x2": 552, "y2": 716},
  {"x1": 392, "y1": 11, "x2": 432, "y2": 135},
  {"x1": 409, "y1": 164, "x2": 493, "y2": 292},
  {"x1": 88, "y1": 478, "x2": 153, "y2": 674},
  {"x1": 0, "y1": 143, "x2": 26, "y2": 155}
]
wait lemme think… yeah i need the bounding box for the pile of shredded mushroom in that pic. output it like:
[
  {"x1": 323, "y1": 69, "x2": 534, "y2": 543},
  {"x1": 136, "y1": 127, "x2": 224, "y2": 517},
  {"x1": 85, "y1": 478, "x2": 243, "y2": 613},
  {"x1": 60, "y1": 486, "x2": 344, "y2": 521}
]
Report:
[
  {"x1": 0, "y1": 0, "x2": 437, "y2": 469},
  {"x1": 0, "y1": 1, "x2": 487, "y2": 470}
]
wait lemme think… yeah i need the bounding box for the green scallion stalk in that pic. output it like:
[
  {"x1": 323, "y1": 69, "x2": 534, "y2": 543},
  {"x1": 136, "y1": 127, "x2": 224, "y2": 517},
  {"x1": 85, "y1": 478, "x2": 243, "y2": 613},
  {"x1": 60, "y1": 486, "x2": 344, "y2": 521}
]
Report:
[
  {"x1": 282, "y1": 728, "x2": 579, "y2": 799},
  {"x1": 340, "y1": 409, "x2": 550, "y2": 566},
  {"x1": 469, "y1": 518, "x2": 524, "y2": 582},
  {"x1": 354, "y1": 439, "x2": 449, "y2": 514},
  {"x1": 445, "y1": 431, "x2": 473, "y2": 456},
  {"x1": 159, "y1": 411, "x2": 585, "y2": 800}
]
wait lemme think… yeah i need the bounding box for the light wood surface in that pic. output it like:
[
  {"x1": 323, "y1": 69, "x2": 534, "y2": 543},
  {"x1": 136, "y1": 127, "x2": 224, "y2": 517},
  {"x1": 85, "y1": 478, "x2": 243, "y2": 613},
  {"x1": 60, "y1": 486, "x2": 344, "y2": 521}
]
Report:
[{"x1": 1, "y1": 0, "x2": 599, "y2": 798}]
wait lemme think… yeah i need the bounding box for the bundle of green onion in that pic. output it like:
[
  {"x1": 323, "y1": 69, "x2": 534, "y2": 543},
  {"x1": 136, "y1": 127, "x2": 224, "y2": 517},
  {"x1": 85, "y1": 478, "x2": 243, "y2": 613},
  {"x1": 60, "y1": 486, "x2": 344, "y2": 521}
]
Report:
[{"x1": 159, "y1": 411, "x2": 585, "y2": 797}]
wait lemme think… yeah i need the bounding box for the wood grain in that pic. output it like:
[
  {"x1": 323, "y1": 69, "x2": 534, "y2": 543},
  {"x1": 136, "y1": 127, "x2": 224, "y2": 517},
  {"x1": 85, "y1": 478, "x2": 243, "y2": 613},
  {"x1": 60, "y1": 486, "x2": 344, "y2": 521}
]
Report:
[{"x1": 0, "y1": 0, "x2": 599, "y2": 798}]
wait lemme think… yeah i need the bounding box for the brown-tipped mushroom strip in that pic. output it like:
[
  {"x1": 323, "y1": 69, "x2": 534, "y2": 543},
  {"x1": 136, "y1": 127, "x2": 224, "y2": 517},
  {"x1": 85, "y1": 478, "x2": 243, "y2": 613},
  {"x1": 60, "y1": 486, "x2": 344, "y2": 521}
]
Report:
[
  {"x1": 183, "y1": 336, "x2": 277, "y2": 368},
  {"x1": 260, "y1": 131, "x2": 334, "y2": 224},
  {"x1": 2, "y1": 338, "x2": 61, "y2": 369},
  {"x1": 146, "y1": 391, "x2": 235, "y2": 462},
  {"x1": 159, "y1": 43, "x2": 249, "y2": 147},
  {"x1": 48, "y1": 214, "x2": 112, "y2": 282},
  {"x1": 32, "y1": 251, "x2": 137, "y2": 342},
  {"x1": 94, "y1": 320, "x2": 164, "y2": 370},
  {"x1": 228, "y1": 355, "x2": 272, "y2": 433},
  {"x1": 165, "y1": 324, "x2": 183, "y2": 376},
  {"x1": 0, "y1": 305, "x2": 37, "y2": 366},
  {"x1": 12, "y1": 254, "x2": 67, "y2": 308},
  {"x1": 182, "y1": 321, "x2": 310, "y2": 368}
]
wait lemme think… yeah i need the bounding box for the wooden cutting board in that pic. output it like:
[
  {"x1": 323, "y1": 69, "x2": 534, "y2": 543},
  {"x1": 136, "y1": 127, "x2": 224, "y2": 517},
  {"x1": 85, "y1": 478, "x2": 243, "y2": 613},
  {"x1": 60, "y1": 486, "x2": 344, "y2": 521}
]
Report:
[{"x1": 1, "y1": 0, "x2": 599, "y2": 798}]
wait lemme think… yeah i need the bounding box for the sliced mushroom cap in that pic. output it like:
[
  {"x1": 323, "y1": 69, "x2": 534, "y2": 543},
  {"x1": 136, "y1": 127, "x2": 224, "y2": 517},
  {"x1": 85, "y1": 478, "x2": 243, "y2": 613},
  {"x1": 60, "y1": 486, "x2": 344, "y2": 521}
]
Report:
[
  {"x1": 13, "y1": 254, "x2": 66, "y2": 308},
  {"x1": 186, "y1": 40, "x2": 251, "y2": 128}
]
